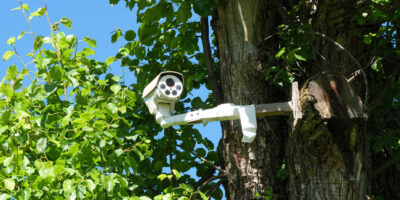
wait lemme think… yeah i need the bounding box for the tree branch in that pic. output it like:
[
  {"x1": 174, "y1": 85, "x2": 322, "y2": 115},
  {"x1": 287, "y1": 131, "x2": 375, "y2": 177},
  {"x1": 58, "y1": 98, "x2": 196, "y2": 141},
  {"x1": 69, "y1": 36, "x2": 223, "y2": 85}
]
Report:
[
  {"x1": 191, "y1": 174, "x2": 226, "y2": 200},
  {"x1": 371, "y1": 158, "x2": 397, "y2": 177},
  {"x1": 200, "y1": 16, "x2": 223, "y2": 105},
  {"x1": 205, "y1": 179, "x2": 223, "y2": 197},
  {"x1": 199, "y1": 174, "x2": 226, "y2": 191},
  {"x1": 178, "y1": 144, "x2": 226, "y2": 174}
]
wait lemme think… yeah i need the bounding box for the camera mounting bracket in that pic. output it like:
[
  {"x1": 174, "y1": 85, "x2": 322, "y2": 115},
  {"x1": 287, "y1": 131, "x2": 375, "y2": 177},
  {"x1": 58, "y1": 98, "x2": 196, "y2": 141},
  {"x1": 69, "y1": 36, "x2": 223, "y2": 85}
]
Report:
[{"x1": 156, "y1": 82, "x2": 302, "y2": 143}]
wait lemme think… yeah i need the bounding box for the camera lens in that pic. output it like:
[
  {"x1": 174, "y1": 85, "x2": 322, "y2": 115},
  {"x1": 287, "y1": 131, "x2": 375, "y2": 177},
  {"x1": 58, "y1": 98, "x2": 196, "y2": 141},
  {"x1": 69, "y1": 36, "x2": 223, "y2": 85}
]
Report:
[
  {"x1": 165, "y1": 90, "x2": 170, "y2": 95},
  {"x1": 166, "y1": 78, "x2": 175, "y2": 87},
  {"x1": 176, "y1": 85, "x2": 181, "y2": 90},
  {"x1": 160, "y1": 84, "x2": 166, "y2": 89},
  {"x1": 172, "y1": 90, "x2": 177, "y2": 96}
]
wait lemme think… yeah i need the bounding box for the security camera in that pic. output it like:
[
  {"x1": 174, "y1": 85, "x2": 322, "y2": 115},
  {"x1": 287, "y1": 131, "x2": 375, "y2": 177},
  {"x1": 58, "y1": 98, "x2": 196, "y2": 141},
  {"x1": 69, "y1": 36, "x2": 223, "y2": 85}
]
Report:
[
  {"x1": 142, "y1": 71, "x2": 184, "y2": 122},
  {"x1": 142, "y1": 70, "x2": 302, "y2": 143}
]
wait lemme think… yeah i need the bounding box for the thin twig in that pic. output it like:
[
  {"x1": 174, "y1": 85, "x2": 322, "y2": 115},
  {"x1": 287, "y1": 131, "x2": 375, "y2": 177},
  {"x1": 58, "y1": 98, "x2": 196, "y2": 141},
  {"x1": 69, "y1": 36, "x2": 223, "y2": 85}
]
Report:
[
  {"x1": 64, "y1": 82, "x2": 68, "y2": 101},
  {"x1": 346, "y1": 69, "x2": 361, "y2": 82},
  {"x1": 44, "y1": 0, "x2": 62, "y2": 65},
  {"x1": 43, "y1": 0, "x2": 53, "y2": 31},
  {"x1": 19, "y1": 0, "x2": 34, "y2": 38},
  {"x1": 13, "y1": 45, "x2": 33, "y2": 81},
  {"x1": 371, "y1": 158, "x2": 397, "y2": 177},
  {"x1": 205, "y1": 179, "x2": 223, "y2": 197},
  {"x1": 178, "y1": 144, "x2": 226, "y2": 174},
  {"x1": 199, "y1": 174, "x2": 225, "y2": 191},
  {"x1": 263, "y1": 118, "x2": 280, "y2": 145},
  {"x1": 191, "y1": 175, "x2": 225, "y2": 200}
]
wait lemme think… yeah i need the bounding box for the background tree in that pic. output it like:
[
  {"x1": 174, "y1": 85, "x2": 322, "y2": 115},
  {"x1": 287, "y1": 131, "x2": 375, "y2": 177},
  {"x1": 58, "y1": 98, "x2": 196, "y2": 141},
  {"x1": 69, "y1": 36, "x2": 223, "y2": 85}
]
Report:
[{"x1": 1, "y1": 0, "x2": 400, "y2": 199}]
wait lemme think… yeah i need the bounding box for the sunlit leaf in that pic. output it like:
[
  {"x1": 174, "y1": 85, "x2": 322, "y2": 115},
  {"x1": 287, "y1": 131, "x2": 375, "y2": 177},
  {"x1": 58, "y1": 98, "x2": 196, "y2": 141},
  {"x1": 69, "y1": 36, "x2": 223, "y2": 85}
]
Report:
[
  {"x1": 3, "y1": 178, "x2": 15, "y2": 191},
  {"x1": 60, "y1": 17, "x2": 73, "y2": 29},
  {"x1": 84, "y1": 36, "x2": 97, "y2": 47},
  {"x1": 2, "y1": 51, "x2": 15, "y2": 61}
]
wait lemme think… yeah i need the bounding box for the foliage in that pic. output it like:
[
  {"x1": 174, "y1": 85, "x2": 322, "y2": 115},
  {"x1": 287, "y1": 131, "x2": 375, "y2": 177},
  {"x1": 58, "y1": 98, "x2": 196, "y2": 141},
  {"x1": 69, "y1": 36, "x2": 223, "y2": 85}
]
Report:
[{"x1": 0, "y1": 0, "x2": 222, "y2": 199}]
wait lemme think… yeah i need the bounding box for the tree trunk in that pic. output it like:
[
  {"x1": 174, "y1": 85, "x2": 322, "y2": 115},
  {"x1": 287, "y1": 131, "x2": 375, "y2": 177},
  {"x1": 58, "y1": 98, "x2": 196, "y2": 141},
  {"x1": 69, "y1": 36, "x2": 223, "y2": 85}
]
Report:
[
  {"x1": 214, "y1": 0, "x2": 377, "y2": 199},
  {"x1": 286, "y1": 71, "x2": 369, "y2": 200},
  {"x1": 214, "y1": 0, "x2": 286, "y2": 199}
]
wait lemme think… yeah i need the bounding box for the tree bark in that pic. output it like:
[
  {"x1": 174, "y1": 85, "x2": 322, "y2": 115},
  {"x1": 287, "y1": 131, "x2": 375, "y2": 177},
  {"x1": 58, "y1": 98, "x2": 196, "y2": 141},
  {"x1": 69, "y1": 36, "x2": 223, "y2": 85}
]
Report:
[
  {"x1": 214, "y1": 0, "x2": 286, "y2": 199},
  {"x1": 286, "y1": 71, "x2": 369, "y2": 200}
]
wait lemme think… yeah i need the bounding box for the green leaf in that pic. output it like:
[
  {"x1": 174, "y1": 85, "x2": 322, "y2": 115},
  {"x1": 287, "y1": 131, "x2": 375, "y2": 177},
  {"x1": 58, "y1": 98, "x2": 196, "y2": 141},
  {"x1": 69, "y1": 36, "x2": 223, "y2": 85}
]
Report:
[
  {"x1": 195, "y1": 148, "x2": 206, "y2": 157},
  {"x1": 63, "y1": 179, "x2": 74, "y2": 194},
  {"x1": 22, "y1": 188, "x2": 31, "y2": 200},
  {"x1": 198, "y1": 191, "x2": 208, "y2": 200},
  {"x1": 110, "y1": 0, "x2": 121, "y2": 5},
  {"x1": 37, "y1": 137, "x2": 48, "y2": 153},
  {"x1": 6, "y1": 65, "x2": 18, "y2": 79},
  {"x1": 107, "y1": 103, "x2": 118, "y2": 114},
  {"x1": 123, "y1": 89, "x2": 137, "y2": 102},
  {"x1": 39, "y1": 166, "x2": 54, "y2": 178},
  {"x1": 60, "y1": 17, "x2": 73, "y2": 29},
  {"x1": 3, "y1": 156, "x2": 13, "y2": 167},
  {"x1": 34, "y1": 36, "x2": 44, "y2": 50},
  {"x1": 176, "y1": 5, "x2": 192, "y2": 23},
  {"x1": 164, "y1": 194, "x2": 173, "y2": 200},
  {"x1": 7, "y1": 37, "x2": 15, "y2": 45},
  {"x1": 157, "y1": 174, "x2": 168, "y2": 181},
  {"x1": 29, "y1": 7, "x2": 46, "y2": 20},
  {"x1": 84, "y1": 37, "x2": 97, "y2": 47},
  {"x1": 172, "y1": 169, "x2": 181, "y2": 179},
  {"x1": 3, "y1": 178, "x2": 15, "y2": 191},
  {"x1": 294, "y1": 53, "x2": 307, "y2": 61},
  {"x1": 138, "y1": 23, "x2": 158, "y2": 45},
  {"x1": 110, "y1": 84, "x2": 121, "y2": 94},
  {"x1": 371, "y1": 58, "x2": 382, "y2": 72},
  {"x1": 22, "y1": 4, "x2": 29, "y2": 11},
  {"x1": 105, "y1": 56, "x2": 116, "y2": 66},
  {"x1": 17, "y1": 31, "x2": 26, "y2": 40},
  {"x1": 125, "y1": 30, "x2": 136, "y2": 41},
  {"x1": 111, "y1": 29, "x2": 122, "y2": 43},
  {"x1": 363, "y1": 34, "x2": 372, "y2": 45},
  {"x1": 139, "y1": 196, "x2": 152, "y2": 200},
  {"x1": 49, "y1": 66, "x2": 64, "y2": 82},
  {"x1": 0, "y1": 84, "x2": 14, "y2": 98},
  {"x1": 2, "y1": 51, "x2": 15, "y2": 61},
  {"x1": 115, "y1": 149, "x2": 123, "y2": 157},
  {"x1": 191, "y1": 97, "x2": 206, "y2": 109},
  {"x1": 82, "y1": 47, "x2": 96, "y2": 56},
  {"x1": 11, "y1": 7, "x2": 21, "y2": 11},
  {"x1": 85, "y1": 180, "x2": 96, "y2": 192},
  {"x1": 104, "y1": 175, "x2": 115, "y2": 192},
  {"x1": 275, "y1": 47, "x2": 286, "y2": 59}
]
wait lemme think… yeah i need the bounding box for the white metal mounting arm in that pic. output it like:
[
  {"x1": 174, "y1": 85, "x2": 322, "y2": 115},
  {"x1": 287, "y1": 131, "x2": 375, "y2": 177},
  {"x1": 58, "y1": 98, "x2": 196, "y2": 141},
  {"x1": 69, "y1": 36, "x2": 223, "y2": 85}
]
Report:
[
  {"x1": 158, "y1": 103, "x2": 257, "y2": 142},
  {"x1": 155, "y1": 82, "x2": 302, "y2": 143}
]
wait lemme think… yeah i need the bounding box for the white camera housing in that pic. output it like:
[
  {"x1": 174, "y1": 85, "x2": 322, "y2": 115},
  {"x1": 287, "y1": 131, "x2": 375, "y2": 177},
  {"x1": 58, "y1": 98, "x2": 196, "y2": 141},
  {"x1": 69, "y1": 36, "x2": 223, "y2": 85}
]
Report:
[{"x1": 142, "y1": 71, "x2": 184, "y2": 120}]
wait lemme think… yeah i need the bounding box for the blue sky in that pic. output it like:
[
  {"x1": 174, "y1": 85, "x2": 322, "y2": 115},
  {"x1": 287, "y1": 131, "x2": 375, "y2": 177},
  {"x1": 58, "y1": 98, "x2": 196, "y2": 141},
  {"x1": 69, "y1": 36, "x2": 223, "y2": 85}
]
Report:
[{"x1": 0, "y1": 0, "x2": 222, "y2": 161}]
